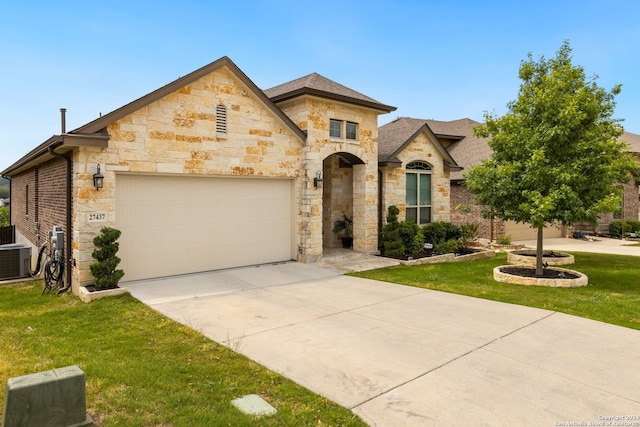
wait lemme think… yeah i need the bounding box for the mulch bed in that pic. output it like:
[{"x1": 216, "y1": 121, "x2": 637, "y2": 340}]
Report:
[
  {"x1": 500, "y1": 266, "x2": 580, "y2": 279},
  {"x1": 515, "y1": 251, "x2": 569, "y2": 258}
]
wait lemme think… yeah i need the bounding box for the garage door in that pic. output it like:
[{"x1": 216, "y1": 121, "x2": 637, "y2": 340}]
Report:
[
  {"x1": 504, "y1": 221, "x2": 563, "y2": 241},
  {"x1": 116, "y1": 174, "x2": 293, "y2": 281}
]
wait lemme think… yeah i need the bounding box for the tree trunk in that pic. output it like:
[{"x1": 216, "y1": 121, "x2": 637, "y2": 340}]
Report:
[{"x1": 535, "y1": 226, "x2": 544, "y2": 276}]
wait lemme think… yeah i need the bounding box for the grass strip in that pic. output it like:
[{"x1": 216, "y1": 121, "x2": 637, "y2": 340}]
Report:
[
  {"x1": 0, "y1": 282, "x2": 366, "y2": 426},
  {"x1": 351, "y1": 252, "x2": 640, "y2": 330}
]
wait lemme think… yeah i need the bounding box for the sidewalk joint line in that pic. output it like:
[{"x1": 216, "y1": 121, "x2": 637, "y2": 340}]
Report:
[{"x1": 349, "y1": 311, "x2": 557, "y2": 410}]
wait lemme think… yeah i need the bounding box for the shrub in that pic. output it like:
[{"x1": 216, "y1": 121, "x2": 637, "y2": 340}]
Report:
[
  {"x1": 626, "y1": 220, "x2": 640, "y2": 234},
  {"x1": 90, "y1": 227, "x2": 125, "y2": 290},
  {"x1": 422, "y1": 221, "x2": 462, "y2": 245},
  {"x1": 434, "y1": 239, "x2": 460, "y2": 255},
  {"x1": 496, "y1": 235, "x2": 512, "y2": 245},
  {"x1": 609, "y1": 220, "x2": 631, "y2": 237},
  {"x1": 380, "y1": 206, "x2": 405, "y2": 258},
  {"x1": 398, "y1": 221, "x2": 424, "y2": 256},
  {"x1": 0, "y1": 206, "x2": 8, "y2": 227}
]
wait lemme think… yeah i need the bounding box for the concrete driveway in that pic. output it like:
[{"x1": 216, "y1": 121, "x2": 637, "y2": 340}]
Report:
[{"x1": 125, "y1": 261, "x2": 640, "y2": 426}]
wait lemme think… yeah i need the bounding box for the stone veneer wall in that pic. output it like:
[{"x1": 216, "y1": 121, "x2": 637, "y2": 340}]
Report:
[
  {"x1": 273, "y1": 96, "x2": 381, "y2": 257},
  {"x1": 380, "y1": 132, "x2": 451, "y2": 223},
  {"x1": 71, "y1": 66, "x2": 305, "y2": 290}
]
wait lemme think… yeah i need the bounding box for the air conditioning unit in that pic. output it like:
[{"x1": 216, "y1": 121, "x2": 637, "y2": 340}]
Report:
[{"x1": 0, "y1": 244, "x2": 32, "y2": 280}]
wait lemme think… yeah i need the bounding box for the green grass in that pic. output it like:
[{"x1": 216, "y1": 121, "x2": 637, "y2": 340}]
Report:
[
  {"x1": 0, "y1": 283, "x2": 366, "y2": 426},
  {"x1": 351, "y1": 252, "x2": 640, "y2": 331}
]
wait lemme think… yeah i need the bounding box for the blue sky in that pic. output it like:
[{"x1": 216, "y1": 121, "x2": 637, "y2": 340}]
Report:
[{"x1": 1, "y1": 0, "x2": 639, "y2": 171}]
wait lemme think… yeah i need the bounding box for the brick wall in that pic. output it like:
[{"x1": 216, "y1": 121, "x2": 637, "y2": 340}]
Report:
[
  {"x1": 450, "y1": 182, "x2": 504, "y2": 240},
  {"x1": 10, "y1": 157, "x2": 68, "y2": 253}
]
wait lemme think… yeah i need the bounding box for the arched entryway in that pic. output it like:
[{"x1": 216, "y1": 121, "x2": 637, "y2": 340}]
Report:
[{"x1": 321, "y1": 152, "x2": 366, "y2": 251}]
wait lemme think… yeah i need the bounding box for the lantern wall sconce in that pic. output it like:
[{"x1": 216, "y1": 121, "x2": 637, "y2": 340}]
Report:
[
  {"x1": 313, "y1": 170, "x2": 323, "y2": 188},
  {"x1": 93, "y1": 164, "x2": 104, "y2": 190}
]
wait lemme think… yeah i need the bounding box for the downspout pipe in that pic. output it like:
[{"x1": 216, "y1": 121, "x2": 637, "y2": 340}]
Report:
[{"x1": 48, "y1": 143, "x2": 72, "y2": 293}]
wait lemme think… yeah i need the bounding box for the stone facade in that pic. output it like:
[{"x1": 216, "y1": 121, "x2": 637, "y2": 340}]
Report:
[
  {"x1": 71, "y1": 66, "x2": 305, "y2": 288},
  {"x1": 380, "y1": 132, "x2": 451, "y2": 223},
  {"x1": 273, "y1": 96, "x2": 382, "y2": 256},
  {"x1": 4, "y1": 57, "x2": 390, "y2": 292}
]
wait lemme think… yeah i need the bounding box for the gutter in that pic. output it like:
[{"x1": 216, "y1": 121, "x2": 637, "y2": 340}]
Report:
[{"x1": 46, "y1": 109, "x2": 73, "y2": 293}]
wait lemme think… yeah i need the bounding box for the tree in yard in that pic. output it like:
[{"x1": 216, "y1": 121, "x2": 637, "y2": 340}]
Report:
[{"x1": 465, "y1": 41, "x2": 638, "y2": 276}]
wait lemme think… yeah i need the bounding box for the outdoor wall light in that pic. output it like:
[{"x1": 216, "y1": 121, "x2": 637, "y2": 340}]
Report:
[
  {"x1": 93, "y1": 164, "x2": 104, "y2": 190},
  {"x1": 314, "y1": 170, "x2": 323, "y2": 188}
]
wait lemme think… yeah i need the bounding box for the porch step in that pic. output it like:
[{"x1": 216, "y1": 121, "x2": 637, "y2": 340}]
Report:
[{"x1": 318, "y1": 249, "x2": 399, "y2": 273}]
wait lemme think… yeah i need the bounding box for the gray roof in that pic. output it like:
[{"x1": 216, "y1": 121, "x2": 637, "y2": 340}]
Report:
[
  {"x1": 2, "y1": 56, "x2": 307, "y2": 177},
  {"x1": 621, "y1": 131, "x2": 640, "y2": 153},
  {"x1": 265, "y1": 73, "x2": 396, "y2": 113},
  {"x1": 378, "y1": 117, "x2": 462, "y2": 171}
]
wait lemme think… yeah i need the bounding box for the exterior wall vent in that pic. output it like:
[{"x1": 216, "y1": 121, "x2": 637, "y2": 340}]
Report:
[
  {"x1": 0, "y1": 244, "x2": 32, "y2": 280},
  {"x1": 216, "y1": 103, "x2": 227, "y2": 136}
]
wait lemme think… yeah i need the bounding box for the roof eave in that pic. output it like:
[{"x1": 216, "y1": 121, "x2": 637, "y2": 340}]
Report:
[
  {"x1": 1, "y1": 133, "x2": 109, "y2": 177},
  {"x1": 379, "y1": 158, "x2": 403, "y2": 168},
  {"x1": 73, "y1": 56, "x2": 307, "y2": 143},
  {"x1": 270, "y1": 88, "x2": 396, "y2": 113}
]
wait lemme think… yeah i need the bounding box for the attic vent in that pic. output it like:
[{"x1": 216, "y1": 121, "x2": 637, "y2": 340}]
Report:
[{"x1": 216, "y1": 103, "x2": 227, "y2": 135}]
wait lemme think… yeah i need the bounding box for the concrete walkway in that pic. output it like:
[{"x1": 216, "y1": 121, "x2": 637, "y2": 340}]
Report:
[
  {"x1": 125, "y1": 258, "x2": 640, "y2": 426},
  {"x1": 514, "y1": 235, "x2": 640, "y2": 257}
]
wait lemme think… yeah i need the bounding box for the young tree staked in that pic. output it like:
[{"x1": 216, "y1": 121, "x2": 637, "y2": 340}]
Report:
[{"x1": 465, "y1": 41, "x2": 638, "y2": 276}]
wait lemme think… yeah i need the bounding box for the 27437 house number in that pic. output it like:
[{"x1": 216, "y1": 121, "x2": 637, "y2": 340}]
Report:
[{"x1": 88, "y1": 212, "x2": 107, "y2": 223}]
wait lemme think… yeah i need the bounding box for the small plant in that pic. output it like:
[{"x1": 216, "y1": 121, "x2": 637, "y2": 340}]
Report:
[
  {"x1": 89, "y1": 226, "x2": 125, "y2": 290},
  {"x1": 496, "y1": 235, "x2": 512, "y2": 245},
  {"x1": 460, "y1": 223, "x2": 479, "y2": 246},
  {"x1": 332, "y1": 213, "x2": 353, "y2": 248},
  {"x1": 434, "y1": 239, "x2": 460, "y2": 255}
]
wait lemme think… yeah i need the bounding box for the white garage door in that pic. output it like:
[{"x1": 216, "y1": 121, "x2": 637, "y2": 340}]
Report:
[
  {"x1": 116, "y1": 174, "x2": 293, "y2": 281},
  {"x1": 504, "y1": 221, "x2": 563, "y2": 241}
]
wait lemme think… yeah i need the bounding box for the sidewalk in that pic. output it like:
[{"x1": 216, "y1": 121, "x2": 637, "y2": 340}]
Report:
[{"x1": 513, "y1": 236, "x2": 640, "y2": 257}]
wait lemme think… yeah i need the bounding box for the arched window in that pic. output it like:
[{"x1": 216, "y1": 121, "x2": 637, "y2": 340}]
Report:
[{"x1": 406, "y1": 161, "x2": 432, "y2": 224}]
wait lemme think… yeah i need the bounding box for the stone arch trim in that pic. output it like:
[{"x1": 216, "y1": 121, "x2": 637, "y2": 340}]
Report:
[{"x1": 318, "y1": 144, "x2": 368, "y2": 164}]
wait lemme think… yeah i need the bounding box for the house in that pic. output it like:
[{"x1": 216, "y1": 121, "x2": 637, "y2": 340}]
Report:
[
  {"x1": 1, "y1": 57, "x2": 395, "y2": 292},
  {"x1": 377, "y1": 117, "x2": 462, "y2": 227},
  {"x1": 379, "y1": 117, "x2": 640, "y2": 240},
  {"x1": 0, "y1": 198, "x2": 9, "y2": 207}
]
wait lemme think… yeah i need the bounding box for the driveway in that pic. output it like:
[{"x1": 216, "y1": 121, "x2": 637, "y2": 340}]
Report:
[{"x1": 125, "y1": 261, "x2": 640, "y2": 426}]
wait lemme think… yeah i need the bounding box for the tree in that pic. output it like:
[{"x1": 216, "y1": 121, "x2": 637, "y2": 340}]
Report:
[{"x1": 465, "y1": 41, "x2": 638, "y2": 276}]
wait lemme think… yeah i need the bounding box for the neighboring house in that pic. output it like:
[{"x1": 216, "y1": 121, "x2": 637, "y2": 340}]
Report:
[
  {"x1": 0, "y1": 198, "x2": 9, "y2": 207},
  {"x1": 1, "y1": 57, "x2": 395, "y2": 292},
  {"x1": 382, "y1": 117, "x2": 640, "y2": 240},
  {"x1": 377, "y1": 117, "x2": 462, "y2": 228}
]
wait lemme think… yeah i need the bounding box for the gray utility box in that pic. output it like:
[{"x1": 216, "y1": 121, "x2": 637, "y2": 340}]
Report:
[
  {"x1": 3, "y1": 365, "x2": 94, "y2": 427},
  {"x1": 0, "y1": 244, "x2": 31, "y2": 280}
]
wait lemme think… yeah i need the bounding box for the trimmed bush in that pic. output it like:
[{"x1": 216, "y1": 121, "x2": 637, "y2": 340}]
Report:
[
  {"x1": 422, "y1": 221, "x2": 462, "y2": 245},
  {"x1": 380, "y1": 206, "x2": 405, "y2": 258},
  {"x1": 90, "y1": 227, "x2": 125, "y2": 290},
  {"x1": 398, "y1": 221, "x2": 424, "y2": 256}
]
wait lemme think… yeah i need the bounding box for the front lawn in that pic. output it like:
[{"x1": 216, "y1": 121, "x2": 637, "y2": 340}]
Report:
[
  {"x1": 352, "y1": 252, "x2": 640, "y2": 330},
  {"x1": 0, "y1": 282, "x2": 365, "y2": 426}
]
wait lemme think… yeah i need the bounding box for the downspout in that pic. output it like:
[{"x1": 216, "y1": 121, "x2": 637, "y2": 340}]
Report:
[{"x1": 47, "y1": 108, "x2": 72, "y2": 293}]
